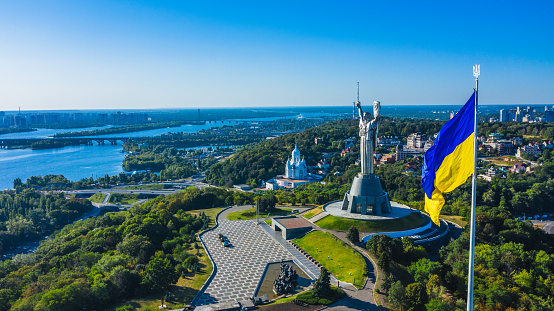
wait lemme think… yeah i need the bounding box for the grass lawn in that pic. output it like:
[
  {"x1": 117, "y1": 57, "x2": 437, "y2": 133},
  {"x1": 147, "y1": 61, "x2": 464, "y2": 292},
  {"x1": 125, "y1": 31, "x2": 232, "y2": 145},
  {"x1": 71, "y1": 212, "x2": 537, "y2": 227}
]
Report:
[
  {"x1": 302, "y1": 206, "x2": 323, "y2": 219},
  {"x1": 87, "y1": 193, "x2": 105, "y2": 203},
  {"x1": 187, "y1": 207, "x2": 227, "y2": 227},
  {"x1": 295, "y1": 286, "x2": 346, "y2": 305},
  {"x1": 523, "y1": 134, "x2": 541, "y2": 139},
  {"x1": 294, "y1": 231, "x2": 366, "y2": 288},
  {"x1": 482, "y1": 155, "x2": 520, "y2": 166},
  {"x1": 261, "y1": 286, "x2": 344, "y2": 308},
  {"x1": 108, "y1": 193, "x2": 140, "y2": 205},
  {"x1": 125, "y1": 184, "x2": 170, "y2": 190},
  {"x1": 440, "y1": 215, "x2": 467, "y2": 227},
  {"x1": 264, "y1": 219, "x2": 273, "y2": 226},
  {"x1": 315, "y1": 212, "x2": 425, "y2": 233},
  {"x1": 226, "y1": 207, "x2": 291, "y2": 220}
]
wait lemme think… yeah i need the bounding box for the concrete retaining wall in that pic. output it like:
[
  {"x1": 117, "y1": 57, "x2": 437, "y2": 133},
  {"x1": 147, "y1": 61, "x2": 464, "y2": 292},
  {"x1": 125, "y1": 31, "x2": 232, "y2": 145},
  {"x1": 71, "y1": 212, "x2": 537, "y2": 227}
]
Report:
[{"x1": 361, "y1": 219, "x2": 432, "y2": 243}]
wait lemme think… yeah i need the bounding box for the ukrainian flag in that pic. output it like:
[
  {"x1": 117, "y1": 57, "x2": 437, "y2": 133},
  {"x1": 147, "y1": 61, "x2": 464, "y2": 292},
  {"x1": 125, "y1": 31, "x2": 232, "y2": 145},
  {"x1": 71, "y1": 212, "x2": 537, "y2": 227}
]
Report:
[{"x1": 421, "y1": 93, "x2": 475, "y2": 225}]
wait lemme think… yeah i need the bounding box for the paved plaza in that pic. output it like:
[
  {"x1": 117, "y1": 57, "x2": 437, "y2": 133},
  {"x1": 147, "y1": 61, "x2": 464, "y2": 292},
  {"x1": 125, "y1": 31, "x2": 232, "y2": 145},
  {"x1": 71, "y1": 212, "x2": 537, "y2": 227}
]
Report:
[{"x1": 194, "y1": 207, "x2": 294, "y2": 306}]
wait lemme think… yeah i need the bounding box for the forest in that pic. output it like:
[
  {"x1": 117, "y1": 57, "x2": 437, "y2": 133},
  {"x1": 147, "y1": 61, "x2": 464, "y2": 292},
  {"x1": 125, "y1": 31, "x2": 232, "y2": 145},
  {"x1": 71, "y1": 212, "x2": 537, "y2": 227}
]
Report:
[
  {"x1": 0, "y1": 187, "x2": 247, "y2": 311},
  {"x1": 0, "y1": 189, "x2": 92, "y2": 253},
  {"x1": 369, "y1": 206, "x2": 554, "y2": 311}
]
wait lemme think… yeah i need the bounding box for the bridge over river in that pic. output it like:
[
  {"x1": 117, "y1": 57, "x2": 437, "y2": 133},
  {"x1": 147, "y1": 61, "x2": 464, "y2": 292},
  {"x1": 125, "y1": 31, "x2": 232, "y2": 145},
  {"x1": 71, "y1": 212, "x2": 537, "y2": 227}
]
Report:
[
  {"x1": 0, "y1": 133, "x2": 268, "y2": 149},
  {"x1": 0, "y1": 137, "x2": 133, "y2": 148}
]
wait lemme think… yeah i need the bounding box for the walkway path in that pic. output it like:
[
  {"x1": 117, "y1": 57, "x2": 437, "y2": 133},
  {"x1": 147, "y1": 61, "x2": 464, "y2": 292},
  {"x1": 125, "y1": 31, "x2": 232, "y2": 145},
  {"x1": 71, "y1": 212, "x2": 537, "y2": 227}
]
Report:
[
  {"x1": 308, "y1": 211, "x2": 329, "y2": 223},
  {"x1": 193, "y1": 205, "x2": 381, "y2": 311},
  {"x1": 318, "y1": 229, "x2": 379, "y2": 311},
  {"x1": 258, "y1": 222, "x2": 341, "y2": 284},
  {"x1": 194, "y1": 206, "x2": 293, "y2": 306},
  {"x1": 102, "y1": 192, "x2": 110, "y2": 204}
]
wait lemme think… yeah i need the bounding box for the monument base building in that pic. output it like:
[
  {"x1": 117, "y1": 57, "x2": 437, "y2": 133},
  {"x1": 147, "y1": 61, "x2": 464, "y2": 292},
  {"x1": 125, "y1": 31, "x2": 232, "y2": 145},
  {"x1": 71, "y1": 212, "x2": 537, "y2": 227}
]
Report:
[{"x1": 341, "y1": 173, "x2": 392, "y2": 215}]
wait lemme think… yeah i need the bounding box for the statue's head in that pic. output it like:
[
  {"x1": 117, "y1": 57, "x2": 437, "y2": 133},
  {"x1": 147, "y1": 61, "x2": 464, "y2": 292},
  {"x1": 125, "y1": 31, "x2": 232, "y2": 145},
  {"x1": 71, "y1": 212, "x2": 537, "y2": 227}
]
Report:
[{"x1": 363, "y1": 112, "x2": 371, "y2": 120}]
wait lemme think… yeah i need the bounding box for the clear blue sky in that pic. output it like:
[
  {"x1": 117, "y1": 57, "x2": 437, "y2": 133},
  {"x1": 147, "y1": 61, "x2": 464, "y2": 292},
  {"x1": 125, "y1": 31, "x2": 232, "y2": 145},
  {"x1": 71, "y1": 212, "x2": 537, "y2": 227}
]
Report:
[{"x1": 1, "y1": 0, "x2": 553, "y2": 110}]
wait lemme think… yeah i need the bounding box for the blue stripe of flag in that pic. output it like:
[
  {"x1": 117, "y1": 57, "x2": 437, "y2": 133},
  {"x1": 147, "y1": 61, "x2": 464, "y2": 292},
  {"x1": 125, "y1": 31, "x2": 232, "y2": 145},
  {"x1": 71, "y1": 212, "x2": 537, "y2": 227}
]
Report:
[{"x1": 421, "y1": 93, "x2": 475, "y2": 199}]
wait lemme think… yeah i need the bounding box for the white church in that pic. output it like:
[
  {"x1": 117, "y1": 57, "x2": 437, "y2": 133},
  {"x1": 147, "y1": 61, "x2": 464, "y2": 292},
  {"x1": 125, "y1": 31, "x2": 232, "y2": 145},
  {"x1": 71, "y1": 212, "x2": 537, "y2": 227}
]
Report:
[
  {"x1": 285, "y1": 145, "x2": 308, "y2": 179},
  {"x1": 265, "y1": 145, "x2": 320, "y2": 190}
]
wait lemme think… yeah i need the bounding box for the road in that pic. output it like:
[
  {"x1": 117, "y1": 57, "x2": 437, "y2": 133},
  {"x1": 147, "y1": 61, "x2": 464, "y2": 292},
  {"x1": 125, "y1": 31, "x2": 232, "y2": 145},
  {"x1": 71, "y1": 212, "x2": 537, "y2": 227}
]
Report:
[
  {"x1": 65, "y1": 176, "x2": 210, "y2": 196},
  {"x1": 539, "y1": 221, "x2": 554, "y2": 234}
]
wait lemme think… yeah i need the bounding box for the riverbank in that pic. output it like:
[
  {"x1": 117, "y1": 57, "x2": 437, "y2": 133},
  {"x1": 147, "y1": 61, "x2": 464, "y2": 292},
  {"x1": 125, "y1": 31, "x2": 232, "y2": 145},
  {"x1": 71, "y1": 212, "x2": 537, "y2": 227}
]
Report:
[{"x1": 53, "y1": 121, "x2": 197, "y2": 137}]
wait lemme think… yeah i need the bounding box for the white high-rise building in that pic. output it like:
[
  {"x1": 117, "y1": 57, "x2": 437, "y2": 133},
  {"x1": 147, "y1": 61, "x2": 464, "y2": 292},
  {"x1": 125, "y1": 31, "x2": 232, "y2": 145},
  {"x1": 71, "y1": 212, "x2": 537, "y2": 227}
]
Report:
[{"x1": 500, "y1": 109, "x2": 508, "y2": 122}]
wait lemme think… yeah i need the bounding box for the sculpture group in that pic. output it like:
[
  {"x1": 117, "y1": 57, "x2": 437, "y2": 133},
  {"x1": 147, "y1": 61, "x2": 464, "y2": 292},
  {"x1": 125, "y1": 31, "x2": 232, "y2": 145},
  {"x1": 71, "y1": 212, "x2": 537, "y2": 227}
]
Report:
[{"x1": 273, "y1": 263, "x2": 298, "y2": 295}]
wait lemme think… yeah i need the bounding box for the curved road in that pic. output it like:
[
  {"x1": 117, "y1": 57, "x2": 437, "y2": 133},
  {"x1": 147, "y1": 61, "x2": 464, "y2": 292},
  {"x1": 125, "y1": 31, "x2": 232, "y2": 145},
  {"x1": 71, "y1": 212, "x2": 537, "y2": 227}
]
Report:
[{"x1": 542, "y1": 222, "x2": 554, "y2": 234}]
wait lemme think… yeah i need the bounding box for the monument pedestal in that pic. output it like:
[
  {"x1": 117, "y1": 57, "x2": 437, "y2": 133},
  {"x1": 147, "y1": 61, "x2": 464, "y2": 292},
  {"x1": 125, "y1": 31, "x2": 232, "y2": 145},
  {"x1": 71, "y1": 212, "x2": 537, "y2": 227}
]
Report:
[{"x1": 341, "y1": 173, "x2": 391, "y2": 215}]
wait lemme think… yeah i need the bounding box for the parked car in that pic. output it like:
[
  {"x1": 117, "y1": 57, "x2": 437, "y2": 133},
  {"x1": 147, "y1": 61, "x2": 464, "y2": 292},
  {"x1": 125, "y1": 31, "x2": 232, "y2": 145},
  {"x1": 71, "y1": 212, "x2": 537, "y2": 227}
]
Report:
[{"x1": 218, "y1": 233, "x2": 230, "y2": 247}]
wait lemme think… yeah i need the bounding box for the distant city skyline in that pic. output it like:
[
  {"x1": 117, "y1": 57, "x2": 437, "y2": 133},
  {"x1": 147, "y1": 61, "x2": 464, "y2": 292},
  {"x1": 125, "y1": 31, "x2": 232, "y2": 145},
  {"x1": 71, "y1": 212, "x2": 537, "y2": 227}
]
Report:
[{"x1": 1, "y1": 1, "x2": 553, "y2": 110}]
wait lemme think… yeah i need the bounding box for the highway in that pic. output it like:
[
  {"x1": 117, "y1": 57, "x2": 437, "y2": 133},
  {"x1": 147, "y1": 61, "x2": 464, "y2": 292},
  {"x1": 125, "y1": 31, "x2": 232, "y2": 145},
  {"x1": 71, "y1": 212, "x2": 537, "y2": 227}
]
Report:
[{"x1": 65, "y1": 175, "x2": 209, "y2": 196}]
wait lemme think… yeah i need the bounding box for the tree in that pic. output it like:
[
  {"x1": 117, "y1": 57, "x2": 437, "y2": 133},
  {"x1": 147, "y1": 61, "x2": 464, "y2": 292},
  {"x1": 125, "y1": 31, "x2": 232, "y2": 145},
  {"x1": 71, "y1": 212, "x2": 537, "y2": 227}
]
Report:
[
  {"x1": 258, "y1": 195, "x2": 277, "y2": 213},
  {"x1": 401, "y1": 237, "x2": 427, "y2": 264},
  {"x1": 404, "y1": 282, "x2": 428, "y2": 311},
  {"x1": 380, "y1": 273, "x2": 396, "y2": 293},
  {"x1": 378, "y1": 252, "x2": 391, "y2": 271},
  {"x1": 141, "y1": 255, "x2": 179, "y2": 291},
  {"x1": 388, "y1": 281, "x2": 405, "y2": 310},
  {"x1": 184, "y1": 255, "x2": 200, "y2": 271},
  {"x1": 109, "y1": 265, "x2": 140, "y2": 298},
  {"x1": 408, "y1": 258, "x2": 442, "y2": 284},
  {"x1": 346, "y1": 226, "x2": 360, "y2": 244},
  {"x1": 13, "y1": 178, "x2": 22, "y2": 190},
  {"x1": 315, "y1": 194, "x2": 327, "y2": 205},
  {"x1": 425, "y1": 299, "x2": 450, "y2": 311},
  {"x1": 312, "y1": 267, "x2": 331, "y2": 297},
  {"x1": 0, "y1": 289, "x2": 16, "y2": 311},
  {"x1": 116, "y1": 235, "x2": 156, "y2": 264}
]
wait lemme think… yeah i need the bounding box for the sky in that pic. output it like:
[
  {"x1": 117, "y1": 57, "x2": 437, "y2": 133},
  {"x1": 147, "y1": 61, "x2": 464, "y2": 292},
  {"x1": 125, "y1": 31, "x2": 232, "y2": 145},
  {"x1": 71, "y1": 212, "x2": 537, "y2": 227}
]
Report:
[{"x1": 0, "y1": 0, "x2": 553, "y2": 111}]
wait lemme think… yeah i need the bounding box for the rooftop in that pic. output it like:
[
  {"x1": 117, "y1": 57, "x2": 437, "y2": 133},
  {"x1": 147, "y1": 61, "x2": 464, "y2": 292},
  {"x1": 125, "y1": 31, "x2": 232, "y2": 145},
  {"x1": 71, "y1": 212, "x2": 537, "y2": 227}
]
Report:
[{"x1": 274, "y1": 216, "x2": 313, "y2": 229}]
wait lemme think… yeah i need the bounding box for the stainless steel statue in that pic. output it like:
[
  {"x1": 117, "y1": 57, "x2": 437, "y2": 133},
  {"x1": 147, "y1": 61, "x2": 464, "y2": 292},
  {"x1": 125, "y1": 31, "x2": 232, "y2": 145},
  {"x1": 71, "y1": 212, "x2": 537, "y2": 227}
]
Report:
[
  {"x1": 357, "y1": 100, "x2": 380, "y2": 175},
  {"x1": 342, "y1": 90, "x2": 391, "y2": 215}
]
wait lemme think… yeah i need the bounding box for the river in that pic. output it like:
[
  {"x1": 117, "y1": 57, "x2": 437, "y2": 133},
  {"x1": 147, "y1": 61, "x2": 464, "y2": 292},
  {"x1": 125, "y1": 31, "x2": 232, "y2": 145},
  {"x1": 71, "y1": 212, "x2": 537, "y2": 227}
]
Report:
[
  {"x1": 0, "y1": 145, "x2": 126, "y2": 190},
  {"x1": 0, "y1": 121, "x2": 228, "y2": 190},
  {"x1": 0, "y1": 113, "x2": 339, "y2": 190}
]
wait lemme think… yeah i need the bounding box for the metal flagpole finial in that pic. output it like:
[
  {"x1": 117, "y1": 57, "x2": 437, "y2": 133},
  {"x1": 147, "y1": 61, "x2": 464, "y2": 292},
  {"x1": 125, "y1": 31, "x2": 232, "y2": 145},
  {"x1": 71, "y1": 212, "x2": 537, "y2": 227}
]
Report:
[{"x1": 473, "y1": 64, "x2": 480, "y2": 78}]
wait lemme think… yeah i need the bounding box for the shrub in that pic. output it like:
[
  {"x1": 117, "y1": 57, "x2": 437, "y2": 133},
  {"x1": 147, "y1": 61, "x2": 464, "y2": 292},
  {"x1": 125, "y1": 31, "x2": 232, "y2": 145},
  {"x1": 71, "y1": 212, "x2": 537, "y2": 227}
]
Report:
[{"x1": 346, "y1": 226, "x2": 360, "y2": 244}]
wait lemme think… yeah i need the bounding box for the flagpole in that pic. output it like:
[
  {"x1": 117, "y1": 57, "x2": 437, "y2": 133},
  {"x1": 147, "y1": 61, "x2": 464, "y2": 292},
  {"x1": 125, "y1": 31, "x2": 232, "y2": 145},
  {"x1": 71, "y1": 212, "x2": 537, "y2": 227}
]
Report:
[{"x1": 467, "y1": 64, "x2": 480, "y2": 310}]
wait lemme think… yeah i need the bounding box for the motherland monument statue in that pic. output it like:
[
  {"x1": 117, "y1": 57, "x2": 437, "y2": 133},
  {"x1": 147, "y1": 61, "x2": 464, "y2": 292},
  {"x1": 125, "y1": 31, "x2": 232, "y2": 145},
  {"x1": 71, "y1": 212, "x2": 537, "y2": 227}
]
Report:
[
  {"x1": 358, "y1": 99, "x2": 380, "y2": 175},
  {"x1": 341, "y1": 84, "x2": 392, "y2": 215}
]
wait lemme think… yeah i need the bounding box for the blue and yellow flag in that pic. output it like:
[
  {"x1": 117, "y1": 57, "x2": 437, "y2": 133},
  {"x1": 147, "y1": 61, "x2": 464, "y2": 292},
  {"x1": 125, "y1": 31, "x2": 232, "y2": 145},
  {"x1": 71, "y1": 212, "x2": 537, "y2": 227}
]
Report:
[{"x1": 421, "y1": 93, "x2": 475, "y2": 225}]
